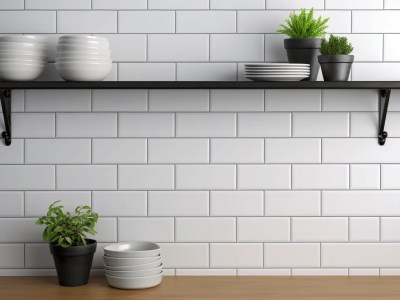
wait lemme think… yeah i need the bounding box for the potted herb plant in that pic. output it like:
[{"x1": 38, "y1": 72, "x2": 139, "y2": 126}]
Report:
[
  {"x1": 277, "y1": 8, "x2": 330, "y2": 81},
  {"x1": 318, "y1": 34, "x2": 354, "y2": 81},
  {"x1": 35, "y1": 201, "x2": 98, "y2": 287}
]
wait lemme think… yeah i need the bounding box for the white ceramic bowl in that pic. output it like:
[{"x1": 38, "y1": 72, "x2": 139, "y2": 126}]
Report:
[
  {"x1": 56, "y1": 58, "x2": 112, "y2": 64},
  {"x1": 0, "y1": 35, "x2": 47, "y2": 44},
  {"x1": 106, "y1": 272, "x2": 163, "y2": 290},
  {"x1": 60, "y1": 35, "x2": 109, "y2": 42},
  {"x1": 105, "y1": 258, "x2": 162, "y2": 271},
  {"x1": 55, "y1": 64, "x2": 112, "y2": 81},
  {"x1": 0, "y1": 63, "x2": 45, "y2": 81},
  {"x1": 106, "y1": 265, "x2": 162, "y2": 278},
  {"x1": 104, "y1": 242, "x2": 160, "y2": 258},
  {"x1": 0, "y1": 42, "x2": 46, "y2": 50},
  {"x1": 58, "y1": 40, "x2": 109, "y2": 48},
  {"x1": 103, "y1": 255, "x2": 160, "y2": 267},
  {"x1": 0, "y1": 59, "x2": 45, "y2": 65},
  {"x1": 0, "y1": 52, "x2": 47, "y2": 60},
  {"x1": 56, "y1": 52, "x2": 111, "y2": 60},
  {"x1": 57, "y1": 45, "x2": 110, "y2": 53}
]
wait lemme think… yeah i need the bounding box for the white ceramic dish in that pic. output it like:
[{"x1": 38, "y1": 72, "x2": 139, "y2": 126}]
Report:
[
  {"x1": 103, "y1": 255, "x2": 160, "y2": 267},
  {"x1": 58, "y1": 40, "x2": 109, "y2": 47},
  {"x1": 0, "y1": 42, "x2": 46, "y2": 50},
  {"x1": 245, "y1": 63, "x2": 309, "y2": 67},
  {"x1": 0, "y1": 64, "x2": 45, "y2": 81},
  {"x1": 60, "y1": 35, "x2": 109, "y2": 42},
  {"x1": 105, "y1": 258, "x2": 162, "y2": 271},
  {"x1": 0, "y1": 54, "x2": 47, "y2": 61},
  {"x1": 56, "y1": 64, "x2": 112, "y2": 81},
  {"x1": 106, "y1": 265, "x2": 162, "y2": 278},
  {"x1": 246, "y1": 75, "x2": 309, "y2": 81},
  {"x1": 0, "y1": 59, "x2": 45, "y2": 65},
  {"x1": 56, "y1": 53, "x2": 111, "y2": 60},
  {"x1": 245, "y1": 70, "x2": 310, "y2": 73},
  {"x1": 104, "y1": 242, "x2": 160, "y2": 258},
  {"x1": 57, "y1": 45, "x2": 110, "y2": 53},
  {"x1": 0, "y1": 35, "x2": 47, "y2": 44},
  {"x1": 106, "y1": 272, "x2": 163, "y2": 290},
  {"x1": 56, "y1": 58, "x2": 112, "y2": 64}
]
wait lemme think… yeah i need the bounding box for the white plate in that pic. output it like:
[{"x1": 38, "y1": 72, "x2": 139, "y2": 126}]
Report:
[
  {"x1": 245, "y1": 63, "x2": 309, "y2": 67},
  {"x1": 105, "y1": 258, "x2": 162, "y2": 271},
  {"x1": 245, "y1": 67, "x2": 310, "y2": 70},
  {"x1": 245, "y1": 70, "x2": 310, "y2": 74},
  {"x1": 246, "y1": 75, "x2": 309, "y2": 81},
  {"x1": 104, "y1": 242, "x2": 160, "y2": 258},
  {"x1": 106, "y1": 265, "x2": 163, "y2": 278},
  {"x1": 106, "y1": 272, "x2": 163, "y2": 290},
  {"x1": 103, "y1": 255, "x2": 161, "y2": 267},
  {"x1": 246, "y1": 73, "x2": 310, "y2": 77}
]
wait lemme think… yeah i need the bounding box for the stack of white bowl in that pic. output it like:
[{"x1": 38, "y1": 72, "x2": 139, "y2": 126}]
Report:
[
  {"x1": 56, "y1": 35, "x2": 112, "y2": 81},
  {"x1": 0, "y1": 35, "x2": 47, "y2": 81},
  {"x1": 104, "y1": 242, "x2": 163, "y2": 290}
]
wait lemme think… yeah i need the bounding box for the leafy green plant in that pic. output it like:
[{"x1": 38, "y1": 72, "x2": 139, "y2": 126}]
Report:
[
  {"x1": 35, "y1": 201, "x2": 98, "y2": 248},
  {"x1": 320, "y1": 34, "x2": 354, "y2": 55},
  {"x1": 277, "y1": 8, "x2": 329, "y2": 39}
]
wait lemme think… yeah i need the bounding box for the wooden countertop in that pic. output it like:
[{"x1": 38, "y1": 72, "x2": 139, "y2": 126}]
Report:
[{"x1": 1, "y1": 276, "x2": 400, "y2": 300}]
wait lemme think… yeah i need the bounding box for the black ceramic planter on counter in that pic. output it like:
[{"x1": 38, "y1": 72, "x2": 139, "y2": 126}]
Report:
[
  {"x1": 284, "y1": 38, "x2": 322, "y2": 81},
  {"x1": 50, "y1": 239, "x2": 97, "y2": 287},
  {"x1": 318, "y1": 55, "x2": 354, "y2": 81}
]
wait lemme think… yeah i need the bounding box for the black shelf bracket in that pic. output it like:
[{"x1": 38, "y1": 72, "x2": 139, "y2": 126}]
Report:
[
  {"x1": 0, "y1": 89, "x2": 11, "y2": 146},
  {"x1": 378, "y1": 89, "x2": 391, "y2": 146}
]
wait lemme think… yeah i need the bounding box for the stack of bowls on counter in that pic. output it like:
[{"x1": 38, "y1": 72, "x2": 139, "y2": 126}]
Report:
[
  {"x1": 0, "y1": 35, "x2": 47, "y2": 81},
  {"x1": 55, "y1": 35, "x2": 112, "y2": 81},
  {"x1": 104, "y1": 242, "x2": 163, "y2": 289}
]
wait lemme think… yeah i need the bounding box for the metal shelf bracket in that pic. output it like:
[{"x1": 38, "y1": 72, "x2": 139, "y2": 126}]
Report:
[
  {"x1": 379, "y1": 89, "x2": 391, "y2": 146},
  {"x1": 0, "y1": 89, "x2": 11, "y2": 146}
]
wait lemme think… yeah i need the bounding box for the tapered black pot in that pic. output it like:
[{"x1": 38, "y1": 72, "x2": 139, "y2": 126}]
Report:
[
  {"x1": 49, "y1": 239, "x2": 97, "y2": 287},
  {"x1": 284, "y1": 38, "x2": 322, "y2": 81},
  {"x1": 318, "y1": 55, "x2": 354, "y2": 81}
]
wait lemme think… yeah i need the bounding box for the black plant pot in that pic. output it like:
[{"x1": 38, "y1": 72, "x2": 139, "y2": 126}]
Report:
[
  {"x1": 318, "y1": 55, "x2": 354, "y2": 81},
  {"x1": 284, "y1": 38, "x2": 322, "y2": 81},
  {"x1": 49, "y1": 239, "x2": 97, "y2": 287}
]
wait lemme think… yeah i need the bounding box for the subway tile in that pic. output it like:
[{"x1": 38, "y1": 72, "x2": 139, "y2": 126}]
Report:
[
  {"x1": 382, "y1": 165, "x2": 400, "y2": 189},
  {"x1": 381, "y1": 269, "x2": 400, "y2": 275},
  {"x1": 264, "y1": 244, "x2": 320, "y2": 268},
  {"x1": 25, "y1": 192, "x2": 91, "y2": 217},
  {"x1": 238, "y1": 113, "x2": 291, "y2": 137},
  {"x1": 148, "y1": 139, "x2": 209, "y2": 163},
  {"x1": 57, "y1": 11, "x2": 117, "y2": 33},
  {"x1": 26, "y1": 0, "x2": 91, "y2": 9},
  {"x1": 57, "y1": 165, "x2": 117, "y2": 190},
  {"x1": 381, "y1": 218, "x2": 400, "y2": 242},
  {"x1": 0, "y1": 0, "x2": 24, "y2": 9},
  {"x1": 350, "y1": 112, "x2": 378, "y2": 137},
  {"x1": 210, "y1": 90, "x2": 264, "y2": 112},
  {"x1": 177, "y1": 11, "x2": 235, "y2": 33},
  {"x1": 238, "y1": 165, "x2": 291, "y2": 190},
  {"x1": 293, "y1": 113, "x2": 349, "y2": 137},
  {"x1": 322, "y1": 90, "x2": 378, "y2": 111},
  {"x1": 0, "y1": 11, "x2": 55, "y2": 33},
  {"x1": 264, "y1": 34, "x2": 287, "y2": 63},
  {"x1": 323, "y1": 191, "x2": 400, "y2": 216},
  {"x1": 211, "y1": 0, "x2": 265, "y2": 9},
  {"x1": 210, "y1": 34, "x2": 264, "y2": 62},
  {"x1": 211, "y1": 191, "x2": 263, "y2": 216},
  {"x1": 349, "y1": 269, "x2": 380, "y2": 276},
  {"x1": 0, "y1": 166, "x2": 54, "y2": 190},
  {"x1": 119, "y1": 113, "x2": 174, "y2": 137},
  {"x1": 176, "y1": 113, "x2": 236, "y2": 137},
  {"x1": 149, "y1": 90, "x2": 209, "y2": 112},
  {"x1": 177, "y1": 63, "x2": 237, "y2": 81},
  {"x1": 98, "y1": 34, "x2": 146, "y2": 62},
  {"x1": 0, "y1": 245, "x2": 24, "y2": 268},
  {"x1": 92, "y1": 90, "x2": 147, "y2": 112},
  {"x1": 265, "y1": 138, "x2": 321, "y2": 163},
  {"x1": 322, "y1": 138, "x2": 400, "y2": 163},
  {"x1": 292, "y1": 217, "x2": 348, "y2": 242},
  {"x1": 353, "y1": 63, "x2": 400, "y2": 81},
  {"x1": 26, "y1": 139, "x2": 91, "y2": 164},
  {"x1": 268, "y1": 0, "x2": 323, "y2": 9},
  {"x1": 266, "y1": 90, "x2": 321, "y2": 112},
  {"x1": 292, "y1": 269, "x2": 348, "y2": 276},
  {"x1": 311, "y1": 10, "x2": 351, "y2": 33},
  {"x1": 326, "y1": 0, "x2": 382, "y2": 9},
  {"x1": 0, "y1": 139, "x2": 23, "y2": 164},
  {"x1": 350, "y1": 165, "x2": 380, "y2": 190},
  {"x1": 176, "y1": 165, "x2": 236, "y2": 190},
  {"x1": 238, "y1": 11, "x2": 291, "y2": 33},
  {"x1": 176, "y1": 269, "x2": 236, "y2": 276},
  {"x1": 342, "y1": 34, "x2": 383, "y2": 62},
  {"x1": 0, "y1": 192, "x2": 24, "y2": 217},
  {"x1": 292, "y1": 165, "x2": 349, "y2": 190},
  {"x1": 322, "y1": 243, "x2": 400, "y2": 267},
  {"x1": 149, "y1": 35, "x2": 209, "y2": 62},
  {"x1": 385, "y1": 34, "x2": 400, "y2": 61},
  {"x1": 92, "y1": 191, "x2": 147, "y2": 217},
  {"x1": 8, "y1": 90, "x2": 24, "y2": 112},
  {"x1": 386, "y1": 0, "x2": 400, "y2": 9},
  {"x1": 119, "y1": 218, "x2": 174, "y2": 242},
  {"x1": 13, "y1": 113, "x2": 55, "y2": 138},
  {"x1": 148, "y1": 191, "x2": 209, "y2": 216},
  {"x1": 176, "y1": 217, "x2": 236, "y2": 242},
  {"x1": 211, "y1": 138, "x2": 264, "y2": 163},
  {"x1": 119, "y1": 11, "x2": 175, "y2": 33},
  {"x1": 0, "y1": 218, "x2": 42, "y2": 242},
  {"x1": 266, "y1": 191, "x2": 321, "y2": 217},
  {"x1": 25, "y1": 90, "x2": 91, "y2": 112},
  {"x1": 92, "y1": 0, "x2": 146, "y2": 9},
  {"x1": 211, "y1": 243, "x2": 263, "y2": 268},
  {"x1": 92, "y1": 139, "x2": 147, "y2": 164},
  {"x1": 350, "y1": 217, "x2": 380, "y2": 242},
  {"x1": 119, "y1": 165, "x2": 174, "y2": 190},
  {"x1": 57, "y1": 113, "x2": 117, "y2": 138},
  {"x1": 89, "y1": 218, "x2": 117, "y2": 242},
  {"x1": 353, "y1": 11, "x2": 400, "y2": 33},
  {"x1": 159, "y1": 243, "x2": 209, "y2": 268},
  {"x1": 25, "y1": 244, "x2": 52, "y2": 269},
  {"x1": 238, "y1": 217, "x2": 290, "y2": 242},
  {"x1": 149, "y1": 0, "x2": 209, "y2": 9},
  {"x1": 237, "y1": 269, "x2": 291, "y2": 276},
  {"x1": 119, "y1": 63, "x2": 176, "y2": 81}
]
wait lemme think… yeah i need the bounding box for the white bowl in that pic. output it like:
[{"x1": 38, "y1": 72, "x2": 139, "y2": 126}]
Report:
[
  {"x1": 104, "y1": 242, "x2": 160, "y2": 258},
  {"x1": 58, "y1": 40, "x2": 109, "y2": 48},
  {"x1": 0, "y1": 63, "x2": 45, "y2": 81},
  {"x1": 105, "y1": 258, "x2": 162, "y2": 271},
  {"x1": 57, "y1": 45, "x2": 110, "y2": 53},
  {"x1": 0, "y1": 59, "x2": 45, "y2": 65},
  {"x1": 0, "y1": 35, "x2": 47, "y2": 44},
  {"x1": 56, "y1": 52, "x2": 111, "y2": 59},
  {"x1": 0, "y1": 42, "x2": 46, "y2": 50},
  {"x1": 56, "y1": 64, "x2": 112, "y2": 81},
  {"x1": 106, "y1": 272, "x2": 163, "y2": 290},
  {"x1": 56, "y1": 58, "x2": 112, "y2": 64},
  {"x1": 106, "y1": 265, "x2": 162, "y2": 278},
  {"x1": 0, "y1": 52, "x2": 47, "y2": 59},
  {"x1": 60, "y1": 35, "x2": 109, "y2": 42},
  {"x1": 103, "y1": 255, "x2": 160, "y2": 267}
]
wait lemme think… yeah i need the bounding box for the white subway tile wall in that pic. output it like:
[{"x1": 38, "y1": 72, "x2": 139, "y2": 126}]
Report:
[{"x1": 1, "y1": 0, "x2": 400, "y2": 276}]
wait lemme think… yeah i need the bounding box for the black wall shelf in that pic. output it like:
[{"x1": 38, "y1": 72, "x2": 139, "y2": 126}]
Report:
[{"x1": 0, "y1": 81, "x2": 399, "y2": 146}]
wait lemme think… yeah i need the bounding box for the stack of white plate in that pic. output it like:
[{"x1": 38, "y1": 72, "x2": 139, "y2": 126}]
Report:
[
  {"x1": 56, "y1": 35, "x2": 112, "y2": 81},
  {"x1": 0, "y1": 35, "x2": 47, "y2": 81},
  {"x1": 245, "y1": 63, "x2": 310, "y2": 81},
  {"x1": 104, "y1": 242, "x2": 163, "y2": 290}
]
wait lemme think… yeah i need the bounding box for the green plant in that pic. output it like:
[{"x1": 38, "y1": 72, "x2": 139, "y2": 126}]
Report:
[
  {"x1": 277, "y1": 8, "x2": 329, "y2": 39},
  {"x1": 320, "y1": 34, "x2": 354, "y2": 55},
  {"x1": 35, "y1": 201, "x2": 98, "y2": 248}
]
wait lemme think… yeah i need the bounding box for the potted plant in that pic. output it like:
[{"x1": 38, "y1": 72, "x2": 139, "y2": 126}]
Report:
[
  {"x1": 35, "y1": 201, "x2": 98, "y2": 287},
  {"x1": 277, "y1": 8, "x2": 330, "y2": 81},
  {"x1": 318, "y1": 34, "x2": 354, "y2": 81}
]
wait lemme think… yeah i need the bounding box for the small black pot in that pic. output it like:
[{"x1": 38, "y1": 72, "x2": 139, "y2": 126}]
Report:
[
  {"x1": 284, "y1": 38, "x2": 322, "y2": 81},
  {"x1": 49, "y1": 239, "x2": 97, "y2": 287},
  {"x1": 318, "y1": 55, "x2": 354, "y2": 81}
]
